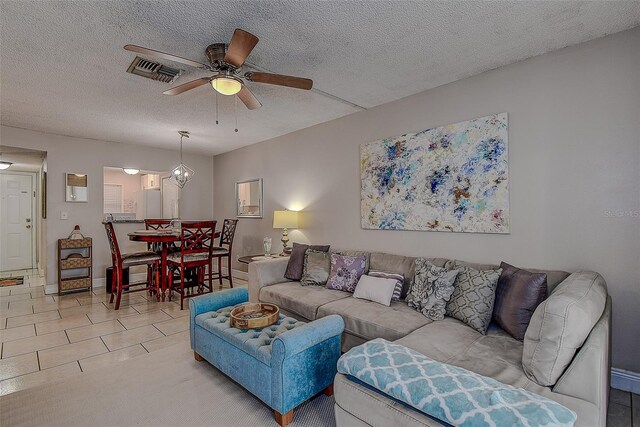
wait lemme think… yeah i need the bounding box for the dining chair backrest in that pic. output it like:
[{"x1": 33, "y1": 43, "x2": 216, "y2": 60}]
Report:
[
  {"x1": 144, "y1": 219, "x2": 173, "y2": 251},
  {"x1": 179, "y1": 221, "x2": 217, "y2": 263},
  {"x1": 218, "y1": 219, "x2": 238, "y2": 251},
  {"x1": 104, "y1": 222, "x2": 122, "y2": 264},
  {"x1": 144, "y1": 219, "x2": 172, "y2": 230}
]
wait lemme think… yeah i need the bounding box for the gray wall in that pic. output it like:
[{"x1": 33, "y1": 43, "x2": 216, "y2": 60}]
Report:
[
  {"x1": 0, "y1": 126, "x2": 215, "y2": 285},
  {"x1": 214, "y1": 28, "x2": 640, "y2": 372}
]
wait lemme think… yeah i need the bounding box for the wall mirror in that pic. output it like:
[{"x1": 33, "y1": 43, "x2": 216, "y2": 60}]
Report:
[
  {"x1": 65, "y1": 173, "x2": 88, "y2": 202},
  {"x1": 236, "y1": 178, "x2": 263, "y2": 218}
]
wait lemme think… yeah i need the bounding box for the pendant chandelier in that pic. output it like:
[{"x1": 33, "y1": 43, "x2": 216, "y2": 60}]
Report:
[{"x1": 170, "y1": 130, "x2": 194, "y2": 188}]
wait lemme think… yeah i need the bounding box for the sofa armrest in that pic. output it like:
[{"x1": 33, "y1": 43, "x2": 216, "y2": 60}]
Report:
[
  {"x1": 272, "y1": 315, "x2": 345, "y2": 359},
  {"x1": 552, "y1": 295, "x2": 611, "y2": 426},
  {"x1": 189, "y1": 288, "x2": 248, "y2": 349},
  {"x1": 248, "y1": 257, "x2": 290, "y2": 302}
]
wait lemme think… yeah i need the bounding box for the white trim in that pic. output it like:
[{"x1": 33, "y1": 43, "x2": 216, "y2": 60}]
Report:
[{"x1": 611, "y1": 368, "x2": 640, "y2": 394}]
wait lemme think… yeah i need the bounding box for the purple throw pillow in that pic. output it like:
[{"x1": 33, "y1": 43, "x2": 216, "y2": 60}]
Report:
[
  {"x1": 493, "y1": 262, "x2": 548, "y2": 340},
  {"x1": 326, "y1": 253, "x2": 367, "y2": 293},
  {"x1": 284, "y1": 243, "x2": 330, "y2": 281},
  {"x1": 368, "y1": 270, "x2": 404, "y2": 302}
]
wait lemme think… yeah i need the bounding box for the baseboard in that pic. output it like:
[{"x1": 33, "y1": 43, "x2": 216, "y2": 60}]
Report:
[
  {"x1": 611, "y1": 368, "x2": 640, "y2": 394},
  {"x1": 46, "y1": 270, "x2": 246, "y2": 295}
]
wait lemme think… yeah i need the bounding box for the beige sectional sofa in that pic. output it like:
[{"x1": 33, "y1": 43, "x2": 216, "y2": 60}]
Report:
[{"x1": 248, "y1": 252, "x2": 611, "y2": 427}]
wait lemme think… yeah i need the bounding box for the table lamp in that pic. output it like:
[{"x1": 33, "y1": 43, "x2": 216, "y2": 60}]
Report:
[{"x1": 273, "y1": 210, "x2": 299, "y2": 255}]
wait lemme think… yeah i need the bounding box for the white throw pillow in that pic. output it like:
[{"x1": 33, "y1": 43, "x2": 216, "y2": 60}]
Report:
[{"x1": 352, "y1": 275, "x2": 397, "y2": 306}]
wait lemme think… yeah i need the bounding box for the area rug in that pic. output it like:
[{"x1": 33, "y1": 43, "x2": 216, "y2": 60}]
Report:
[
  {"x1": 0, "y1": 277, "x2": 24, "y2": 287},
  {"x1": 0, "y1": 343, "x2": 335, "y2": 427}
]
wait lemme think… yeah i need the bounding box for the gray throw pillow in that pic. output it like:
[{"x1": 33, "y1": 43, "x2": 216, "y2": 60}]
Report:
[
  {"x1": 446, "y1": 264, "x2": 502, "y2": 334},
  {"x1": 284, "y1": 243, "x2": 330, "y2": 281},
  {"x1": 407, "y1": 259, "x2": 459, "y2": 321},
  {"x1": 300, "y1": 250, "x2": 331, "y2": 286}
]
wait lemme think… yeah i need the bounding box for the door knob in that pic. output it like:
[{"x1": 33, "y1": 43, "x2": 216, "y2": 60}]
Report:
[{"x1": 26, "y1": 225, "x2": 31, "y2": 229}]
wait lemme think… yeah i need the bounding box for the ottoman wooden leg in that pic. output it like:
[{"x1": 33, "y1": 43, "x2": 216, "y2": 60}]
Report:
[
  {"x1": 274, "y1": 409, "x2": 294, "y2": 427},
  {"x1": 194, "y1": 351, "x2": 204, "y2": 362},
  {"x1": 323, "y1": 384, "x2": 334, "y2": 396}
]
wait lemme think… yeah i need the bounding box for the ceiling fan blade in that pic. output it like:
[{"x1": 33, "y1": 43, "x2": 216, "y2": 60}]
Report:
[
  {"x1": 124, "y1": 44, "x2": 208, "y2": 69},
  {"x1": 244, "y1": 72, "x2": 313, "y2": 90},
  {"x1": 224, "y1": 29, "x2": 259, "y2": 68},
  {"x1": 237, "y1": 86, "x2": 262, "y2": 110},
  {"x1": 163, "y1": 78, "x2": 211, "y2": 95}
]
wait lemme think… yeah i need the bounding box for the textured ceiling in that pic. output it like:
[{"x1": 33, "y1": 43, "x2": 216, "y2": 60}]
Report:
[{"x1": 1, "y1": 1, "x2": 639, "y2": 155}]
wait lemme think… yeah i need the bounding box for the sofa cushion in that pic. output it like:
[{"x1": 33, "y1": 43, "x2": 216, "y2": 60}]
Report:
[
  {"x1": 398, "y1": 319, "x2": 539, "y2": 391},
  {"x1": 522, "y1": 271, "x2": 607, "y2": 386},
  {"x1": 259, "y1": 281, "x2": 350, "y2": 320},
  {"x1": 446, "y1": 259, "x2": 570, "y2": 294},
  {"x1": 407, "y1": 259, "x2": 459, "y2": 321},
  {"x1": 370, "y1": 253, "x2": 448, "y2": 298},
  {"x1": 445, "y1": 264, "x2": 502, "y2": 334},
  {"x1": 368, "y1": 270, "x2": 404, "y2": 301},
  {"x1": 317, "y1": 297, "x2": 432, "y2": 342},
  {"x1": 352, "y1": 275, "x2": 397, "y2": 306},
  {"x1": 326, "y1": 253, "x2": 367, "y2": 293},
  {"x1": 284, "y1": 243, "x2": 330, "y2": 281},
  {"x1": 493, "y1": 262, "x2": 548, "y2": 340},
  {"x1": 300, "y1": 250, "x2": 331, "y2": 286}
]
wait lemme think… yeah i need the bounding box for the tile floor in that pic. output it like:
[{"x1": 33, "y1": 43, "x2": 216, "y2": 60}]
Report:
[
  {"x1": 1, "y1": 269, "x2": 639, "y2": 427},
  {"x1": 1, "y1": 268, "x2": 245, "y2": 396}
]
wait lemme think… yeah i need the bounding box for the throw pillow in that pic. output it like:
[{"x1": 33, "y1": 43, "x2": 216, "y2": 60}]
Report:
[
  {"x1": 368, "y1": 270, "x2": 404, "y2": 302},
  {"x1": 325, "y1": 253, "x2": 367, "y2": 292},
  {"x1": 284, "y1": 243, "x2": 330, "y2": 281},
  {"x1": 493, "y1": 262, "x2": 548, "y2": 340},
  {"x1": 300, "y1": 249, "x2": 331, "y2": 286},
  {"x1": 352, "y1": 275, "x2": 397, "y2": 306},
  {"x1": 446, "y1": 264, "x2": 502, "y2": 334},
  {"x1": 406, "y1": 259, "x2": 459, "y2": 321}
]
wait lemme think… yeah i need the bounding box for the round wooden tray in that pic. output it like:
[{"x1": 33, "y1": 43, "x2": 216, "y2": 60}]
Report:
[{"x1": 230, "y1": 303, "x2": 280, "y2": 330}]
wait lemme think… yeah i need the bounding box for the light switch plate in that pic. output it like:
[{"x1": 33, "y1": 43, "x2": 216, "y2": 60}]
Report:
[{"x1": 60, "y1": 211, "x2": 68, "y2": 220}]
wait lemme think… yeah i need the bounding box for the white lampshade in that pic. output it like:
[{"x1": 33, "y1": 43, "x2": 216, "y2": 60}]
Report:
[
  {"x1": 273, "y1": 210, "x2": 299, "y2": 229},
  {"x1": 123, "y1": 168, "x2": 139, "y2": 175}
]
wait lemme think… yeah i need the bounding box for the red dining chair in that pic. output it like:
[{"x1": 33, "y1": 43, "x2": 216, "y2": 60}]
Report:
[
  {"x1": 104, "y1": 222, "x2": 160, "y2": 310},
  {"x1": 210, "y1": 219, "x2": 238, "y2": 289},
  {"x1": 167, "y1": 221, "x2": 217, "y2": 310}
]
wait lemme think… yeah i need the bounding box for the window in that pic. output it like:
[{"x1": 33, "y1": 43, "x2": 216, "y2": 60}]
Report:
[{"x1": 103, "y1": 184, "x2": 123, "y2": 213}]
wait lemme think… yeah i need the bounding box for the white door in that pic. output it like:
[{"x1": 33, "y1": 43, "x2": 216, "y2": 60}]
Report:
[{"x1": 0, "y1": 174, "x2": 34, "y2": 271}]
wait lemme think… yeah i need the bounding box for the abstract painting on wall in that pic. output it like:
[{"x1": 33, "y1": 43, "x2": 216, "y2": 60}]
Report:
[{"x1": 361, "y1": 113, "x2": 509, "y2": 233}]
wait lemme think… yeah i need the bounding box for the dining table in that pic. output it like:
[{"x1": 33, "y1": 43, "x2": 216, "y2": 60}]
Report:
[{"x1": 128, "y1": 229, "x2": 221, "y2": 302}]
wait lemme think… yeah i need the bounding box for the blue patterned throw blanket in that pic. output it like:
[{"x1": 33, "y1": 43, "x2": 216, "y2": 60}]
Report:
[{"x1": 337, "y1": 339, "x2": 576, "y2": 427}]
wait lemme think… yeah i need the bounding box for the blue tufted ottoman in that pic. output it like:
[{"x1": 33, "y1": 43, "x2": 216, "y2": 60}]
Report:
[{"x1": 189, "y1": 288, "x2": 344, "y2": 426}]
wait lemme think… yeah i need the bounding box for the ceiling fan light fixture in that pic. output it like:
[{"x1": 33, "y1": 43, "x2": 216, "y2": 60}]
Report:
[
  {"x1": 211, "y1": 75, "x2": 242, "y2": 96},
  {"x1": 0, "y1": 161, "x2": 12, "y2": 170}
]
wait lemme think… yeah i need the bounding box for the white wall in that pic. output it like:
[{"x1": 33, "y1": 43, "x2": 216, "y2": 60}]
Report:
[
  {"x1": 0, "y1": 126, "x2": 215, "y2": 285},
  {"x1": 213, "y1": 28, "x2": 640, "y2": 372}
]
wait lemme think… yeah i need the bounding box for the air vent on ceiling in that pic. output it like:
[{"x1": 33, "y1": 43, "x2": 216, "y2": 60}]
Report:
[{"x1": 126, "y1": 56, "x2": 182, "y2": 84}]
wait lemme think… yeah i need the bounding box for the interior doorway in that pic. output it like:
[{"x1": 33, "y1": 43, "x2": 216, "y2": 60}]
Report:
[{"x1": 0, "y1": 146, "x2": 47, "y2": 275}]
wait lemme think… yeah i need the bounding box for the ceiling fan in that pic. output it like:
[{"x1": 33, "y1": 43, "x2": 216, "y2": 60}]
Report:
[{"x1": 124, "y1": 28, "x2": 313, "y2": 110}]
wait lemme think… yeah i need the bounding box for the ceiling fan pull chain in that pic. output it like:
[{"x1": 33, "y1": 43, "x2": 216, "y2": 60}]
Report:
[
  {"x1": 234, "y1": 95, "x2": 238, "y2": 132},
  {"x1": 215, "y1": 90, "x2": 219, "y2": 125}
]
